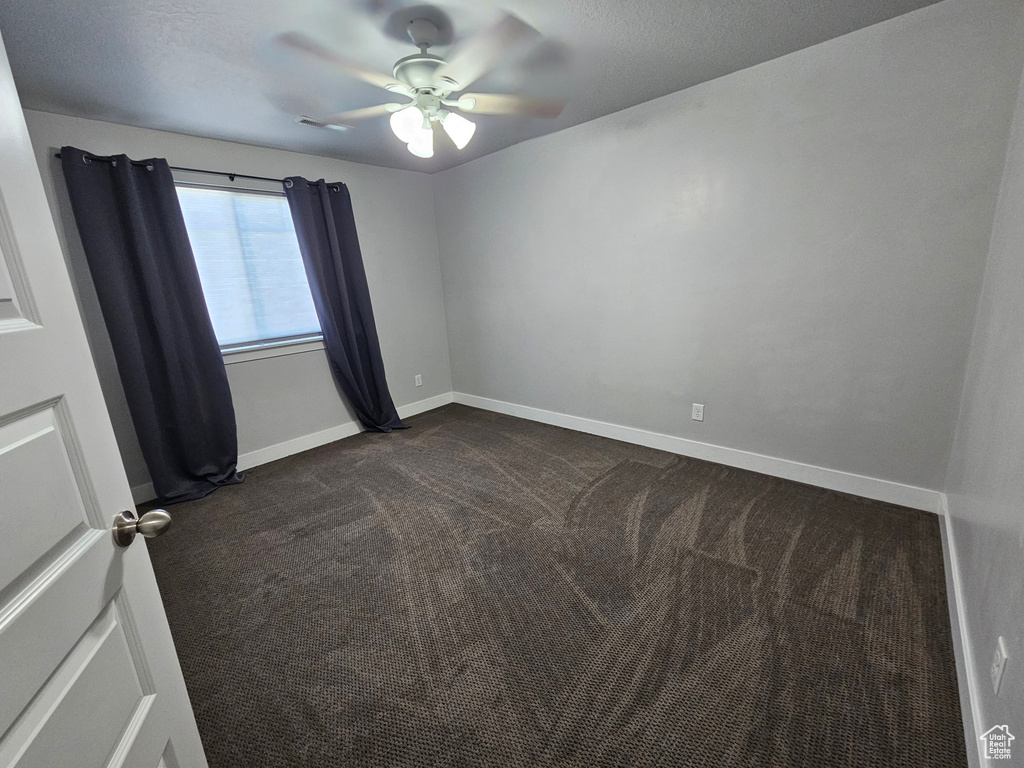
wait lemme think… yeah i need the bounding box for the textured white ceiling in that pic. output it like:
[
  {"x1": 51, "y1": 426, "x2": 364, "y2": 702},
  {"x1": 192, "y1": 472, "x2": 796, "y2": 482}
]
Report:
[{"x1": 0, "y1": 0, "x2": 942, "y2": 173}]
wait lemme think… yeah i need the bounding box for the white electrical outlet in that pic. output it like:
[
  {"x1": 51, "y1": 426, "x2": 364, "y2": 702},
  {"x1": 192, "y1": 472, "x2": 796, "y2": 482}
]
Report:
[
  {"x1": 414, "y1": 374, "x2": 422, "y2": 387},
  {"x1": 692, "y1": 403, "x2": 704, "y2": 422},
  {"x1": 992, "y1": 636, "x2": 1009, "y2": 696}
]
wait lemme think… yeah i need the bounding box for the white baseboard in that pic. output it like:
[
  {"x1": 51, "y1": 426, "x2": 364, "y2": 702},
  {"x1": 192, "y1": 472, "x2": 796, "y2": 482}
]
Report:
[
  {"x1": 130, "y1": 392, "x2": 454, "y2": 504},
  {"x1": 238, "y1": 391, "x2": 453, "y2": 472},
  {"x1": 939, "y1": 495, "x2": 983, "y2": 767},
  {"x1": 135, "y1": 389, "x2": 941, "y2": 514},
  {"x1": 236, "y1": 421, "x2": 363, "y2": 472},
  {"x1": 130, "y1": 482, "x2": 156, "y2": 505},
  {"x1": 396, "y1": 391, "x2": 455, "y2": 418},
  {"x1": 452, "y1": 392, "x2": 942, "y2": 513}
]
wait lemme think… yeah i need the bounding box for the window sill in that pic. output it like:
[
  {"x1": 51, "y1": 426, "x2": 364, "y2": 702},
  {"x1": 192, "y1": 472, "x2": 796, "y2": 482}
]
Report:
[{"x1": 221, "y1": 336, "x2": 325, "y2": 365}]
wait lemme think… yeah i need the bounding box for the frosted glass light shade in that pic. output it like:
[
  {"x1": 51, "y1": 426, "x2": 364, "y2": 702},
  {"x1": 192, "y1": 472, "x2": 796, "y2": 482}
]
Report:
[
  {"x1": 390, "y1": 106, "x2": 425, "y2": 143},
  {"x1": 441, "y1": 111, "x2": 476, "y2": 150},
  {"x1": 407, "y1": 127, "x2": 434, "y2": 158}
]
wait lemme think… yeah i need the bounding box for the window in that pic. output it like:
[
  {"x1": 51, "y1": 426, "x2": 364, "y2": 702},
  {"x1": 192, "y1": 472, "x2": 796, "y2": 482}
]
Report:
[{"x1": 175, "y1": 184, "x2": 321, "y2": 350}]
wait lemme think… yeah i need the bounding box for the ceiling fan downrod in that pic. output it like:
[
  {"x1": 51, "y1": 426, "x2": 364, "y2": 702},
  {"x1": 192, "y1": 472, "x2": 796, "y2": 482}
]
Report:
[{"x1": 393, "y1": 19, "x2": 451, "y2": 95}]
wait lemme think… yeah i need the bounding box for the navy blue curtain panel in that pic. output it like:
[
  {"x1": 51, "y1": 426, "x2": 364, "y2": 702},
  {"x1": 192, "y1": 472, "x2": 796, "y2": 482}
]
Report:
[
  {"x1": 284, "y1": 178, "x2": 406, "y2": 432},
  {"x1": 60, "y1": 147, "x2": 243, "y2": 503}
]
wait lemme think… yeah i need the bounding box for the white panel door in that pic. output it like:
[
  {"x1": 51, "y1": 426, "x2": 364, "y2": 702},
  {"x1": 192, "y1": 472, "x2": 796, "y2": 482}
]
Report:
[{"x1": 0, "y1": 28, "x2": 208, "y2": 768}]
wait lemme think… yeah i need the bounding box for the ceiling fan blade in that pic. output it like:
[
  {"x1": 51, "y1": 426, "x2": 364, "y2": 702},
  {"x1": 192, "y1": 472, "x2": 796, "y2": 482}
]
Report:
[
  {"x1": 321, "y1": 103, "x2": 405, "y2": 127},
  {"x1": 274, "y1": 32, "x2": 411, "y2": 95},
  {"x1": 434, "y1": 13, "x2": 540, "y2": 92},
  {"x1": 459, "y1": 92, "x2": 566, "y2": 118}
]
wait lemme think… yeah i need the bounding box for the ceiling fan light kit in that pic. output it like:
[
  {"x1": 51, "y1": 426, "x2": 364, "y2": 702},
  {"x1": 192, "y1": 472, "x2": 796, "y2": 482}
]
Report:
[
  {"x1": 277, "y1": 9, "x2": 567, "y2": 160},
  {"x1": 407, "y1": 128, "x2": 434, "y2": 158},
  {"x1": 389, "y1": 105, "x2": 427, "y2": 143},
  {"x1": 440, "y1": 111, "x2": 476, "y2": 149}
]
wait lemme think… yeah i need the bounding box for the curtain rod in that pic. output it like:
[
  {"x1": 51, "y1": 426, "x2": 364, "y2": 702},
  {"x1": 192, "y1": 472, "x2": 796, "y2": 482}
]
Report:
[{"x1": 53, "y1": 152, "x2": 287, "y2": 185}]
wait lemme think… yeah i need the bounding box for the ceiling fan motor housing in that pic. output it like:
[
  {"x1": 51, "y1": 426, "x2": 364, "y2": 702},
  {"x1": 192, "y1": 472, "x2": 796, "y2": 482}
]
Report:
[{"x1": 393, "y1": 52, "x2": 449, "y2": 94}]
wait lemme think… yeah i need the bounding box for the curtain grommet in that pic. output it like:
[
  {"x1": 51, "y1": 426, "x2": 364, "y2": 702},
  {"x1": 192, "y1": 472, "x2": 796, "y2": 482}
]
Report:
[
  {"x1": 146, "y1": 163, "x2": 154, "y2": 172},
  {"x1": 82, "y1": 155, "x2": 92, "y2": 165},
  {"x1": 284, "y1": 179, "x2": 294, "y2": 188}
]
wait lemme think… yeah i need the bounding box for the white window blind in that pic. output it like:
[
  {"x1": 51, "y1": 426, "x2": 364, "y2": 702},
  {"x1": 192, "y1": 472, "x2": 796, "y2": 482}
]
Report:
[{"x1": 175, "y1": 184, "x2": 321, "y2": 349}]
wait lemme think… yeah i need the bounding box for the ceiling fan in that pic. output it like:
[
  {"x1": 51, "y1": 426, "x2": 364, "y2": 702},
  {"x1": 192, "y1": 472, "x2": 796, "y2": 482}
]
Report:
[{"x1": 275, "y1": 12, "x2": 567, "y2": 159}]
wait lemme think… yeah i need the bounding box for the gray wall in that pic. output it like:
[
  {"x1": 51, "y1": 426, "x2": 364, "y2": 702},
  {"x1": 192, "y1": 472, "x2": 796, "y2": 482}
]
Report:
[
  {"x1": 945, "y1": 61, "x2": 1024, "y2": 742},
  {"x1": 431, "y1": 0, "x2": 1024, "y2": 491},
  {"x1": 25, "y1": 110, "x2": 452, "y2": 493}
]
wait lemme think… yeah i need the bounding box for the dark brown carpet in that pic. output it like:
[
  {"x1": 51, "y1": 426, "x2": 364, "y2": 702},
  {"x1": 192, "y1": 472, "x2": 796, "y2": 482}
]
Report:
[{"x1": 148, "y1": 404, "x2": 965, "y2": 767}]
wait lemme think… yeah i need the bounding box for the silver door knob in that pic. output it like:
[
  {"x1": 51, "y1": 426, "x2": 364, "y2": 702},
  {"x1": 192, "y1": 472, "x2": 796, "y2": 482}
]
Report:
[{"x1": 112, "y1": 509, "x2": 172, "y2": 547}]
